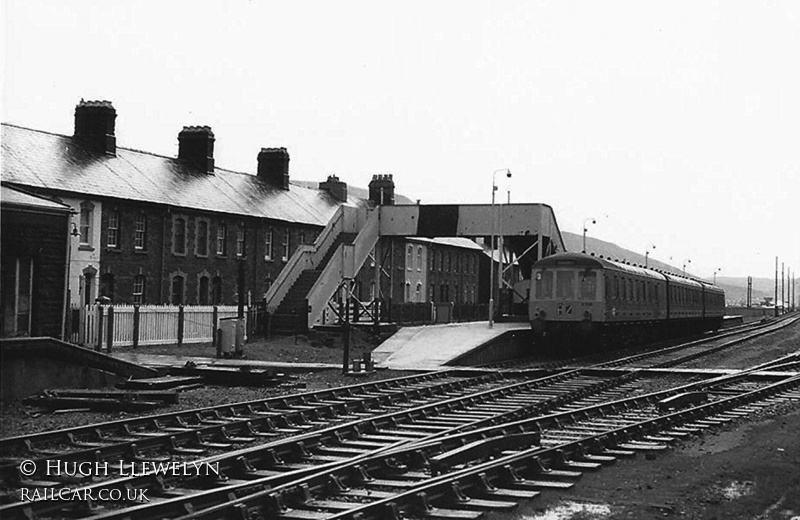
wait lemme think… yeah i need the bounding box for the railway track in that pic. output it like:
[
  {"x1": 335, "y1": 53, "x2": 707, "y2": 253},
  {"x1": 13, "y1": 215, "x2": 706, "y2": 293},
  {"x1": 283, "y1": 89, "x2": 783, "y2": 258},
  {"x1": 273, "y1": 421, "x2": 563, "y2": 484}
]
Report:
[
  {"x1": 3, "y1": 316, "x2": 797, "y2": 519},
  {"x1": 96, "y1": 363, "x2": 800, "y2": 519},
  {"x1": 489, "y1": 315, "x2": 791, "y2": 371}
]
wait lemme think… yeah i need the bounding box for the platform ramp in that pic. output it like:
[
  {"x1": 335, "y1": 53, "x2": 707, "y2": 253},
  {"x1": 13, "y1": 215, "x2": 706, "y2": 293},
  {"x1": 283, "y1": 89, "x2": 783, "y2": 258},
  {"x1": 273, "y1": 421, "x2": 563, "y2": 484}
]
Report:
[{"x1": 372, "y1": 322, "x2": 530, "y2": 370}]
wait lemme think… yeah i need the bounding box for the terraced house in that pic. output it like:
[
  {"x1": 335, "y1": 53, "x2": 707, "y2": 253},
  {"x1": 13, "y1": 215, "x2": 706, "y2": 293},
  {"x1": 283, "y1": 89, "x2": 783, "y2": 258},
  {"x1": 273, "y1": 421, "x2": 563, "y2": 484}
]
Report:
[
  {"x1": 2, "y1": 100, "x2": 493, "y2": 331},
  {"x1": 1, "y1": 101, "x2": 371, "y2": 308}
]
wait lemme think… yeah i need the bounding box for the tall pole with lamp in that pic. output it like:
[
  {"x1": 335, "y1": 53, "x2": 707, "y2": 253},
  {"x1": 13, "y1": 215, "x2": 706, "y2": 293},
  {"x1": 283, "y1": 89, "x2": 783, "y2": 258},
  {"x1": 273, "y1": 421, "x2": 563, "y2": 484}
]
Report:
[
  {"x1": 489, "y1": 168, "x2": 511, "y2": 328},
  {"x1": 644, "y1": 244, "x2": 656, "y2": 268},
  {"x1": 582, "y1": 218, "x2": 596, "y2": 253}
]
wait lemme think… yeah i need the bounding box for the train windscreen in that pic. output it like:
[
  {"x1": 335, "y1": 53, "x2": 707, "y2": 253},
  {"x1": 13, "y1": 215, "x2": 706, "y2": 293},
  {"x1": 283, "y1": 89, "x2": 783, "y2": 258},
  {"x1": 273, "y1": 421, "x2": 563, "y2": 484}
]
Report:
[{"x1": 579, "y1": 271, "x2": 597, "y2": 300}]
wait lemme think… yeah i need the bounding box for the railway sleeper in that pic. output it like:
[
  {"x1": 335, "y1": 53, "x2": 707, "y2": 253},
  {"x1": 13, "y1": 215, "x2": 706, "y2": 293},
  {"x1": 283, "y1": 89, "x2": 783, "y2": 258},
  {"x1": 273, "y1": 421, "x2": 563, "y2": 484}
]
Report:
[
  {"x1": 472, "y1": 472, "x2": 540, "y2": 500},
  {"x1": 444, "y1": 482, "x2": 518, "y2": 511},
  {"x1": 129, "y1": 443, "x2": 171, "y2": 463},
  {"x1": 169, "y1": 435, "x2": 205, "y2": 455},
  {"x1": 67, "y1": 432, "x2": 113, "y2": 449},
  {"x1": 413, "y1": 491, "x2": 483, "y2": 520},
  {"x1": 193, "y1": 432, "x2": 232, "y2": 450}
]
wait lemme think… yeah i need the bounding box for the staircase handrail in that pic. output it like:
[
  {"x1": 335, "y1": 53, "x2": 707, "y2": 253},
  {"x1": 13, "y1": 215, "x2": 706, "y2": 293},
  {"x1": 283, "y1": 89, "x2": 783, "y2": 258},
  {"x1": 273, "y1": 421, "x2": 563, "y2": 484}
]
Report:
[
  {"x1": 306, "y1": 207, "x2": 380, "y2": 328},
  {"x1": 263, "y1": 206, "x2": 348, "y2": 312},
  {"x1": 262, "y1": 246, "x2": 314, "y2": 313},
  {"x1": 310, "y1": 205, "x2": 347, "y2": 266}
]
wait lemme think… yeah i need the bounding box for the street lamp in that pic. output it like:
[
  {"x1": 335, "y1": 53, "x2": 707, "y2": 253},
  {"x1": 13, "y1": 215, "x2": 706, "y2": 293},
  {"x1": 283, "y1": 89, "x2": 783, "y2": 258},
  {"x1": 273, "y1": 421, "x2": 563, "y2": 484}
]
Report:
[
  {"x1": 713, "y1": 268, "x2": 722, "y2": 284},
  {"x1": 683, "y1": 259, "x2": 691, "y2": 276},
  {"x1": 489, "y1": 168, "x2": 511, "y2": 328},
  {"x1": 582, "y1": 218, "x2": 596, "y2": 253},
  {"x1": 644, "y1": 244, "x2": 656, "y2": 268}
]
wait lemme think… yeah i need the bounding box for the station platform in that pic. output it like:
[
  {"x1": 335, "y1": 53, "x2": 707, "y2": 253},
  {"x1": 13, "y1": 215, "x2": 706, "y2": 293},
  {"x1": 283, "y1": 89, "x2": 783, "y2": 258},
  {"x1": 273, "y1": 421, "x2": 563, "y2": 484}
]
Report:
[{"x1": 372, "y1": 321, "x2": 531, "y2": 370}]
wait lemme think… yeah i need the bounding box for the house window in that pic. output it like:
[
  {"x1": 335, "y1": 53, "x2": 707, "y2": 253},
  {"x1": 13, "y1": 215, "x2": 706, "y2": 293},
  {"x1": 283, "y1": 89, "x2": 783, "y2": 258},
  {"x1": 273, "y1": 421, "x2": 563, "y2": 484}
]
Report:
[
  {"x1": 454, "y1": 254, "x2": 459, "y2": 274},
  {"x1": 132, "y1": 275, "x2": 145, "y2": 304},
  {"x1": 217, "y1": 223, "x2": 227, "y2": 256},
  {"x1": 405, "y1": 282, "x2": 411, "y2": 302},
  {"x1": 196, "y1": 220, "x2": 208, "y2": 256},
  {"x1": 171, "y1": 275, "x2": 185, "y2": 305},
  {"x1": 440, "y1": 284, "x2": 449, "y2": 302},
  {"x1": 417, "y1": 246, "x2": 423, "y2": 271},
  {"x1": 430, "y1": 250, "x2": 435, "y2": 271},
  {"x1": 407, "y1": 245, "x2": 413, "y2": 270},
  {"x1": 212, "y1": 276, "x2": 222, "y2": 304},
  {"x1": 134, "y1": 215, "x2": 146, "y2": 250},
  {"x1": 416, "y1": 283, "x2": 422, "y2": 302},
  {"x1": 264, "y1": 228, "x2": 273, "y2": 260},
  {"x1": 281, "y1": 229, "x2": 290, "y2": 261},
  {"x1": 79, "y1": 202, "x2": 94, "y2": 246},
  {"x1": 173, "y1": 217, "x2": 187, "y2": 255},
  {"x1": 198, "y1": 276, "x2": 209, "y2": 305},
  {"x1": 100, "y1": 273, "x2": 115, "y2": 301},
  {"x1": 236, "y1": 225, "x2": 245, "y2": 257},
  {"x1": 299, "y1": 231, "x2": 305, "y2": 246},
  {"x1": 107, "y1": 211, "x2": 120, "y2": 248}
]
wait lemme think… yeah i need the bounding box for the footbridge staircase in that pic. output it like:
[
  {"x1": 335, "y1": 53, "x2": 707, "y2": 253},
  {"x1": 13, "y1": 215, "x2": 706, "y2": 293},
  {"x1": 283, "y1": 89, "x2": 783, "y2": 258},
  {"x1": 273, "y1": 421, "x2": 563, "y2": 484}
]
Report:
[
  {"x1": 264, "y1": 203, "x2": 565, "y2": 331},
  {"x1": 264, "y1": 206, "x2": 379, "y2": 331}
]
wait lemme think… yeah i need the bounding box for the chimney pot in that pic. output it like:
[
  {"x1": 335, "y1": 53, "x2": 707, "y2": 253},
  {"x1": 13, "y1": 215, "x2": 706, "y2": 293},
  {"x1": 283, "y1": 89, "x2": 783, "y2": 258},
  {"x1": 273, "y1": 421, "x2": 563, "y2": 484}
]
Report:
[
  {"x1": 257, "y1": 148, "x2": 290, "y2": 190},
  {"x1": 178, "y1": 126, "x2": 215, "y2": 173},
  {"x1": 368, "y1": 173, "x2": 395, "y2": 206},
  {"x1": 74, "y1": 100, "x2": 117, "y2": 155},
  {"x1": 319, "y1": 174, "x2": 348, "y2": 202}
]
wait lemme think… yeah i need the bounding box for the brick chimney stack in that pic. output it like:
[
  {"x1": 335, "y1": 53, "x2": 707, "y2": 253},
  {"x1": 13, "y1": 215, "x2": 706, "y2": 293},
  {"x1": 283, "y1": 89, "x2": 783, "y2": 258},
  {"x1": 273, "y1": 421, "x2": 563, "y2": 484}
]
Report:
[
  {"x1": 368, "y1": 174, "x2": 395, "y2": 205},
  {"x1": 257, "y1": 148, "x2": 290, "y2": 190},
  {"x1": 178, "y1": 126, "x2": 215, "y2": 173},
  {"x1": 319, "y1": 175, "x2": 348, "y2": 202},
  {"x1": 74, "y1": 100, "x2": 117, "y2": 156}
]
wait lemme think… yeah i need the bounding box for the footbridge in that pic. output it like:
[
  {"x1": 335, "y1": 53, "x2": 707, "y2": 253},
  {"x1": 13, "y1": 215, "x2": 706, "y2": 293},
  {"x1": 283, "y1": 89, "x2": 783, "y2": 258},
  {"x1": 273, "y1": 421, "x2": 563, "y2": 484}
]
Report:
[{"x1": 264, "y1": 203, "x2": 564, "y2": 330}]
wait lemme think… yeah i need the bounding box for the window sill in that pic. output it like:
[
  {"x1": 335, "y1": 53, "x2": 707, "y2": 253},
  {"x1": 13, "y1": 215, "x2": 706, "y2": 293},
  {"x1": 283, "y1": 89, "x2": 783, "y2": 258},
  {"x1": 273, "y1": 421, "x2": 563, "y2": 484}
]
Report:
[
  {"x1": 173, "y1": 252, "x2": 187, "y2": 257},
  {"x1": 78, "y1": 245, "x2": 95, "y2": 252}
]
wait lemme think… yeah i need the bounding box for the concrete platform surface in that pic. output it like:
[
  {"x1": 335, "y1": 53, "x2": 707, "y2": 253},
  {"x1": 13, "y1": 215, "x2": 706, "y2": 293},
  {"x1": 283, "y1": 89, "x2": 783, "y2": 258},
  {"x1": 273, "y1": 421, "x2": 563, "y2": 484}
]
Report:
[
  {"x1": 111, "y1": 352, "x2": 338, "y2": 372},
  {"x1": 372, "y1": 321, "x2": 529, "y2": 370}
]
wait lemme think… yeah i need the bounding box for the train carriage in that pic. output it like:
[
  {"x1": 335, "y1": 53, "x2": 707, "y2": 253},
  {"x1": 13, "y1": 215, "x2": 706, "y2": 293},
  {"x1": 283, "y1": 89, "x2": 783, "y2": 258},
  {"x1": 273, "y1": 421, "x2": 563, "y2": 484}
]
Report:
[{"x1": 529, "y1": 252, "x2": 725, "y2": 353}]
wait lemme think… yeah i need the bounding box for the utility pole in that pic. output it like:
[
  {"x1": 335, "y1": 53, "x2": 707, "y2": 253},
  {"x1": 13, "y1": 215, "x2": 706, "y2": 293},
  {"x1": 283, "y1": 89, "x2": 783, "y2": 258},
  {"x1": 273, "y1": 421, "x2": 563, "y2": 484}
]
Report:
[
  {"x1": 781, "y1": 262, "x2": 785, "y2": 315},
  {"x1": 775, "y1": 256, "x2": 779, "y2": 317},
  {"x1": 746, "y1": 276, "x2": 752, "y2": 308}
]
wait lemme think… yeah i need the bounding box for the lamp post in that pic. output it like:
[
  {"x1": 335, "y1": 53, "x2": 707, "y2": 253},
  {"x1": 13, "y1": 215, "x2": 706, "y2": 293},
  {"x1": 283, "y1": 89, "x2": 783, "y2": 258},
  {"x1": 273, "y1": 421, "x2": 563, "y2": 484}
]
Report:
[
  {"x1": 489, "y1": 168, "x2": 511, "y2": 328},
  {"x1": 644, "y1": 244, "x2": 656, "y2": 268},
  {"x1": 582, "y1": 218, "x2": 596, "y2": 253},
  {"x1": 713, "y1": 268, "x2": 721, "y2": 284},
  {"x1": 683, "y1": 259, "x2": 691, "y2": 276}
]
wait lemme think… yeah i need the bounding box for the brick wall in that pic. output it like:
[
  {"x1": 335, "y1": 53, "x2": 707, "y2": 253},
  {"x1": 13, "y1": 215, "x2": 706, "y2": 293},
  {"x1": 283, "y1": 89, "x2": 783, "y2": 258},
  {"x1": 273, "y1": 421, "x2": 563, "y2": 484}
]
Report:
[{"x1": 98, "y1": 201, "x2": 321, "y2": 305}]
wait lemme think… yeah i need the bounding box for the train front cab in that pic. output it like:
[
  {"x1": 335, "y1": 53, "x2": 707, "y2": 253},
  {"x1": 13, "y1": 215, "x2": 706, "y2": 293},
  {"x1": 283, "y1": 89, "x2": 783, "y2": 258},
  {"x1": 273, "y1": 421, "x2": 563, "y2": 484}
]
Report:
[{"x1": 530, "y1": 259, "x2": 604, "y2": 350}]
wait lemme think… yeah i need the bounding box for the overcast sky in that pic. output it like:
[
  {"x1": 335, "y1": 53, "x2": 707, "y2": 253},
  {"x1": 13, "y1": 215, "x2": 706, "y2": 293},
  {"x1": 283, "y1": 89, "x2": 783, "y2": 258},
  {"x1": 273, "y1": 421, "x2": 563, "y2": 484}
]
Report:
[{"x1": 3, "y1": 1, "x2": 798, "y2": 283}]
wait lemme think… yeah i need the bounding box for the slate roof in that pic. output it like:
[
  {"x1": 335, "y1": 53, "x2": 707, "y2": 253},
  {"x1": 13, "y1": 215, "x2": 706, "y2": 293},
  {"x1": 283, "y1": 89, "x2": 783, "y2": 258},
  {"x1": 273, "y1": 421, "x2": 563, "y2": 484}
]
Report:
[
  {"x1": 1, "y1": 184, "x2": 72, "y2": 212},
  {"x1": 1, "y1": 123, "x2": 367, "y2": 226}
]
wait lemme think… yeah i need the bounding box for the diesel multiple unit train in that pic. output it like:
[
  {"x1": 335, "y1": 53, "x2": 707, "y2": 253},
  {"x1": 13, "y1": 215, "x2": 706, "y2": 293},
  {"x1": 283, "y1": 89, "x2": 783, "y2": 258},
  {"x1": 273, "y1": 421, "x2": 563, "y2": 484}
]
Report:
[{"x1": 529, "y1": 252, "x2": 725, "y2": 352}]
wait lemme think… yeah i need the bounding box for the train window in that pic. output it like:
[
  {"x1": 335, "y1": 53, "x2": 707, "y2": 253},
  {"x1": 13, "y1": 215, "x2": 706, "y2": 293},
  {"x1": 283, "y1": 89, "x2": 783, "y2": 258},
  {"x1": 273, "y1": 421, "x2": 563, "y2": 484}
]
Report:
[
  {"x1": 556, "y1": 271, "x2": 575, "y2": 299},
  {"x1": 535, "y1": 271, "x2": 553, "y2": 299},
  {"x1": 628, "y1": 279, "x2": 633, "y2": 301},
  {"x1": 614, "y1": 277, "x2": 620, "y2": 299},
  {"x1": 579, "y1": 271, "x2": 597, "y2": 300},
  {"x1": 655, "y1": 285, "x2": 659, "y2": 302}
]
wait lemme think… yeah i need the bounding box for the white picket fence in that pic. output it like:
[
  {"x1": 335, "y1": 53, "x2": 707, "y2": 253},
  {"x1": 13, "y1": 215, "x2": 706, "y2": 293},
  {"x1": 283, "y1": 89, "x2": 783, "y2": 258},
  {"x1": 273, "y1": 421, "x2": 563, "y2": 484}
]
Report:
[{"x1": 68, "y1": 304, "x2": 246, "y2": 348}]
